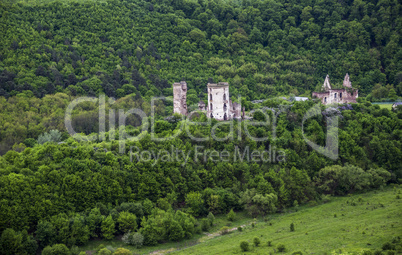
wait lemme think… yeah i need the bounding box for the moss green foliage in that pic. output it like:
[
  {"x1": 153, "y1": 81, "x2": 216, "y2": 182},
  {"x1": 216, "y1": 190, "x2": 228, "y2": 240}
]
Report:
[
  {"x1": 0, "y1": 1, "x2": 401, "y2": 253},
  {"x1": 220, "y1": 226, "x2": 230, "y2": 235},
  {"x1": 0, "y1": 0, "x2": 401, "y2": 152},
  {"x1": 253, "y1": 236, "x2": 260, "y2": 247},
  {"x1": 173, "y1": 188, "x2": 402, "y2": 254},
  {"x1": 41, "y1": 244, "x2": 70, "y2": 255},
  {"x1": 101, "y1": 216, "x2": 116, "y2": 240},
  {"x1": 240, "y1": 241, "x2": 249, "y2": 252},
  {"x1": 277, "y1": 243, "x2": 286, "y2": 252},
  {"x1": 227, "y1": 209, "x2": 236, "y2": 222}
]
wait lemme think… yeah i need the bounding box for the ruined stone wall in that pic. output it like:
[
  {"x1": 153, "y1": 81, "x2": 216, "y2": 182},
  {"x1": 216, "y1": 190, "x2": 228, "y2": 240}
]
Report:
[
  {"x1": 230, "y1": 101, "x2": 242, "y2": 119},
  {"x1": 313, "y1": 89, "x2": 358, "y2": 105}
]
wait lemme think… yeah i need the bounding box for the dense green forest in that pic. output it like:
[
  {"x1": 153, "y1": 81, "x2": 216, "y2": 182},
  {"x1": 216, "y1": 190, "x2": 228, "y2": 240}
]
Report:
[
  {"x1": 1, "y1": 97, "x2": 401, "y2": 254},
  {"x1": 1, "y1": 0, "x2": 401, "y2": 100},
  {"x1": 0, "y1": 0, "x2": 402, "y2": 254},
  {"x1": 0, "y1": 0, "x2": 401, "y2": 153}
]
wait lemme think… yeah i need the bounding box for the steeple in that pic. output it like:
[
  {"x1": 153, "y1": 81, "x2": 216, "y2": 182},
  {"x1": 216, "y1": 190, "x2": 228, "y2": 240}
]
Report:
[
  {"x1": 322, "y1": 74, "x2": 331, "y2": 91},
  {"x1": 343, "y1": 73, "x2": 352, "y2": 88}
]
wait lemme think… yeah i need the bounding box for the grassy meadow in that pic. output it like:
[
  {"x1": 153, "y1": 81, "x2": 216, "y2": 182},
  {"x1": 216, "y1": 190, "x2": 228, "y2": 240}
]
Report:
[{"x1": 78, "y1": 186, "x2": 402, "y2": 255}]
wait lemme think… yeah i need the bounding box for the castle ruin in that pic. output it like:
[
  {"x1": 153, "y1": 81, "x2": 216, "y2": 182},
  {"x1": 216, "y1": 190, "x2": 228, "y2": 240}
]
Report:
[
  {"x1": 173, "y1": 81, "x2": 242, "y2": 120},
  {"x1": 312, "y1": 74, "x2": 358, "y2": 105},
  {"x1": 173, "y1": 81, "x2": 188, "y2": 115}
]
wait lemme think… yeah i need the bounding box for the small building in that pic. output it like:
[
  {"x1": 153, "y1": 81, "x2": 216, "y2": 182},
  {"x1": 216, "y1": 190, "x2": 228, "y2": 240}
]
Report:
[
  {"x1": 392, "y1": 102, "x2": 402, "y2": 111},
  {"x1": 294, "y1": 97, "x2": 309, "y2": 102},
  {"x1": 312, "y1": 74, "x2": 358, "y2": 105}
]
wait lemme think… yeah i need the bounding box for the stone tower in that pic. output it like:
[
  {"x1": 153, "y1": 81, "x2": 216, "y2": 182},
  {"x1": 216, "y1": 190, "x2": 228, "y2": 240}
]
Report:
[
  {"x1": 343, "y1": 73, "x2": 352, "y2": 88},
  {"x1": 207, "y1": 82, "x2": 230, "y2": 120},
  {"x1": 173, "y1": 81, "x2": 188, "y2": 115}
]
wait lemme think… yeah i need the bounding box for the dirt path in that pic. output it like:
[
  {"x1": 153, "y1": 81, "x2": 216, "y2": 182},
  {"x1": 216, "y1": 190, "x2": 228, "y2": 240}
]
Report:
[{"x1": 147, "y1": 223, "x2": 250, "y2": 255}]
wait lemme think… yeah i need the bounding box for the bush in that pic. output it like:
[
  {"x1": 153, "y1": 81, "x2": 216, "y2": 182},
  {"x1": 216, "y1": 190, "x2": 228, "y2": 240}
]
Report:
[
  {"x1": 113, "y1": 248, "x2": 131, "y2": 255},
  {"x1": 277, "y1": 244, "x2": 286, "y2": 252},
  {"x1": 98, "y1": 248, "x2": 113, "y2": 255},
  {"x1": 386, "y1": 251, "x2": 395, "y2": 255},
  {"x1": 290, "y1": 223, "x2": 295, "y2": 232},
  {"x1": 253, "y1": 237, "x2": 261, "y2": 246},
  {"x1": 237, "y1": 226, "x2": 243, "y2": 232},
  {"x1": 37, "y1": 130, "x2": 62, "y2": 144},
  {"x1": 117, "y1": 211, "x2": 137, "y2": 233},
  {"x1": 374, "y1": 250, "x2": 383, "y2": 255},
  {"x1": 220, "y1": 226, "x2": 230, "y2": 235},
  {"x1": 227, "y1": 209, "x2": 236, "y2": 221},
  {"x1": 201, "y1": 219, "x2": 210, "y2": 231},
  {"x1": 240, "y1": 241, "x2": 250, "y2": 251},
  {"x1": 292, "y1": 252, "x2": 303, "y2": 255},
  {"x1": 382, "y1": 242, "x2": 395, "y2": 250},
  {"x1": 267, "y1": 240, "x2": 272, "y2": 247},
  {"x1": 41, "y1": 244, "x2": 70, "y2": 255},
  {"x1": 195, "y1": 224, "x2": 202, "y2": 234},
  {"x1": 251, "y1": 222, "x2": 255, "y2": 228},
  {"x1": 207, "y1": 212, "x2": 215, "y2": 226},
  {"x1": 362, "y1": 250, "x2": 373, "y2": 255}
]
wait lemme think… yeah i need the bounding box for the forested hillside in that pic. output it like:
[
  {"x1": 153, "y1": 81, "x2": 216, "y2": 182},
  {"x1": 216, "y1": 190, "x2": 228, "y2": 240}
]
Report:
[
  {"x1": 1, "y1": 0, "x2": 402, "y2": 254},
  {"x1": 1, "y1": 0, "x2": 401, "y2": 100},
  {"x1": 1, "y1": 98, "x2": 401, "y2": 253}
]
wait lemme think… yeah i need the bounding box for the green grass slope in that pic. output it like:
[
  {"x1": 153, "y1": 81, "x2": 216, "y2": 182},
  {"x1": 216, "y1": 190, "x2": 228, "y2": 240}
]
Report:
[{"x1": 172, "y1": 187, "x2": 402, "y2": 255}]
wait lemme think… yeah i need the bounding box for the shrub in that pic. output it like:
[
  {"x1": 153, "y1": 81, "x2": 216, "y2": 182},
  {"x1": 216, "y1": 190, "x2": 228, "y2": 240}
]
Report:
[
  {"x1": 37, "y1": 130, "x2": 62, "y2": 144},
  {"x1": 240, "y1": 241, "x2": 250, "y2": 251},
  {"x1": 253, "y1": 237, "x2": 261, "y2": 246},
  {"x1": 113, "y1": 248, "x2": 131, "y2": 255},
  {"x1": 131, "y1": 232, "x2": 144, "y2": 248},
  {"x1": 251, "y1": 222, "x2": 255, "y2": 228},
  {"x1": 195, "y1": 224, "x2": 202, "y2": 234},
  {"x1": 227, "y1": 209, "x2": 236, "y2": 221},
  {"x1": 201, "y1": 219, "x2": 210, "y2": 231},
  {"x1": 292, "y1": 252, "x2": 303, "y2": 255},
  {"x1": 386, "y1": 251, "x2": 395, "y2": 255},
  {"x1": 362, "y1": 250, "x2": 373, "y2": 255},
  {"x1": 207, "y1": 212, "x2": 215, "y2": 226},
  {"x1": 41, "y1": 244, "x2": 70, "y2": 255},
  {"x1": 267, "y1": 240, "x2": 272, "y2": 247},
  {"x1": 98, "y1": 248, "x2": 113, "y2": 255},
  {"x1": 334, "y1": 214, "x2": 337, "y2": 218},
  {"x1": 117, "y1": 211, "x2": 137, "y2": 233},
  {"x1": 382, "y1": 242, "x2": 395, "y2": 250},
  {"x1": 374, "y1": 250, "x2": 383, "y2": 255},
  {"x1": 121, "y1": 231, "x2": 131, "y2": 245},
  {"x1": 220, "y1": 226, "x2": 230, "y2": 235},
  {"x1": 277, "y1": 244, "x2": 286, "y2": 252},
  {"x1": 237, "y1": 226, "x2": 243, "y2": 232},
  {"x1": 290, "y1": 223, "x2": 295, "y2": 232}
]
